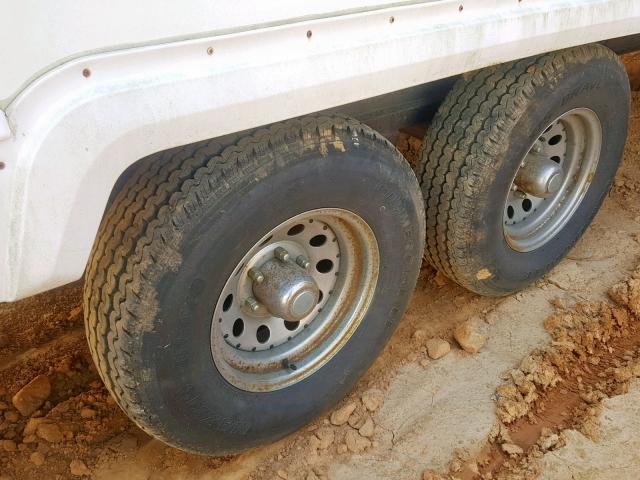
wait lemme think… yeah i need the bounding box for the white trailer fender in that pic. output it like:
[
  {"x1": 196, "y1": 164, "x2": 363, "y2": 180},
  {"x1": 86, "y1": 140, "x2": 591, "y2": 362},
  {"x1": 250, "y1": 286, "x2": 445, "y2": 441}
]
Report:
[{"x1": 0, "y1": 0, "x2": 638, "y2": 301}]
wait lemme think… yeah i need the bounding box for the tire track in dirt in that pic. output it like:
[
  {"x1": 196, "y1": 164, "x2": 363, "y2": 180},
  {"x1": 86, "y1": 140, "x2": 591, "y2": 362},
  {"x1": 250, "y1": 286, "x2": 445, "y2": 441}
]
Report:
[{"x1": 453, "y1": 273, "x2": 640, "y2": 479}]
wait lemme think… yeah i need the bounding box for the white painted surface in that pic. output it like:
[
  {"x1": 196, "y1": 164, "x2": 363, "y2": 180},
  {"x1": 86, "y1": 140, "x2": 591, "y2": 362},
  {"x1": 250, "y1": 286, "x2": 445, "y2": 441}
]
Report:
[
  {"x1": 1, "y1": 0, "x2": 441, "y2": 104},
  {"x1": 0, "y1": 111, "x2": 9, "y2": 141},
  {"x1": 0, "y1": 0, "x2": 639, "y2": 301}
]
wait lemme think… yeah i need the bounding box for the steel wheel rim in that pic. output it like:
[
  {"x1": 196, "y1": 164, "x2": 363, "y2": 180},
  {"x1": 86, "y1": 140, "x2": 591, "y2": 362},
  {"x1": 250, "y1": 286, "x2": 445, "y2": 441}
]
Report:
[
  {"x1": 210, "y1": 208, "x2": 379, "y2": 392},
  {"x1": 504, "y1": 108, "x2": 603, "y2": 252}
]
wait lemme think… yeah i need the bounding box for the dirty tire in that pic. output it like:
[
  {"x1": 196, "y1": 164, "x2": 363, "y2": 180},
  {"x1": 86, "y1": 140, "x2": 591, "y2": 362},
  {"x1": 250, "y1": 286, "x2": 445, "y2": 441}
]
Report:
[
  {"x1": 417, "y1": 44, "x2": 630, "y2": 296},
  {"x1": 83, "y1": 115, "x2": 425, "y2": 454}
]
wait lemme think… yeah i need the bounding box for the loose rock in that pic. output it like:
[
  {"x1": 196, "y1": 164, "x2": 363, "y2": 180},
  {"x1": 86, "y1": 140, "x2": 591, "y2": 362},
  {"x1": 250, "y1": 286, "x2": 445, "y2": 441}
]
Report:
[
  {"x1": 11, "y1": 375, "x2": 51, "y2": 416},
  {"x1": 501, "y1": 442, "x2": 524, "y2": 456},
  {"x1": 347, "y1": 411, "x2": 365, "y2": 429},
  {"x1": 315, "y1": 427, "x2": 334, "y2": 449},
  {"x1": 426, "y1": 338, "x2": 451, "y2": 360},
  {"x1": 361, "y1": 389, "x2": 384, "y2": 412},
  {"x1": 345, "y1": 429, "x2": 371, "y2": 453},
  {"x1": 79, "y1": 408, "x2": 97, "y2": 419},
  {"x1": 36, "y1": 422, "x2": 64, "y2": 443},
  {"x1": 0, "y1": 439, "x2": 17, "y2": 452},
  {"x1": 358, "y1": 417, "x2": 375, "y2": 438},
  {"x1": 614, "y1": 366, "x2": 633, "y2": 383},
  {"x1": 412, "y1": 329, "x2": 427, "y2": 341},
  {"x1": 30, "y1": 451, "x2": 45, "y2": 466},
  {"x1": 330, "y1": 402, "x2": 357, "y2": 426},
  {"x1": 307, "y1": 435, "x2": 321, "y2": 451},
  {"x1": 454, "y1": 318, "x2": 488, "y2": 353},
  {"x1": 69, "y1": 459, "x2": 91, "y2": 477},
  {"x1": 23, "y1": 417, "x2": 49, "y2": 436},
  {"x1": 4, "y1": 410, "x2": 19, "y2": 423},
  {"x1": 538, "y1": 432, "x2": 560, "y2": 452}
]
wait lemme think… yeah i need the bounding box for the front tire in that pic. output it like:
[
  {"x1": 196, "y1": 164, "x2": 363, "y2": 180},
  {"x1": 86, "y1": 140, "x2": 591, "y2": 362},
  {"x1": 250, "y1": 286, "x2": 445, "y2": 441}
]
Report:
[
  {"x1": 83, "y1": 115, "x2": 424, "y2": 454},
  {"x1": 417, "y1": 44, "x2": 630, "y2": 296}
]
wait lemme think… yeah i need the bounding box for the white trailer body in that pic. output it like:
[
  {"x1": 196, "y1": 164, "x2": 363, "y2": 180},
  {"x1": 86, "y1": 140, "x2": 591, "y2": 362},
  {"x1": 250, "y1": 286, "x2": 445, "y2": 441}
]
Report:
[{"x1": 0, "y1": 0, "x2": 638, "y2": 302}]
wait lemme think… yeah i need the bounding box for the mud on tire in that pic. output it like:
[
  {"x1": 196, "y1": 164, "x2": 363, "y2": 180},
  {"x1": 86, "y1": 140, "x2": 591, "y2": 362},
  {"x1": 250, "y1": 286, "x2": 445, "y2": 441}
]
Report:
[
  {"x1": 83, "y1": 115, "x2": 425, "y2": 454},
  {"x1": 417, "y1": 44, "x2": 630, "y2": 296}
]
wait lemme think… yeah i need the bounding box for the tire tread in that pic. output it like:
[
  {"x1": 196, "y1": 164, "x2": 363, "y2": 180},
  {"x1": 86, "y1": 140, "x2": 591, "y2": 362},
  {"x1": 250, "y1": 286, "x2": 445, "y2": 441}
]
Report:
[
  {"x1": 416, "y1": 44, "x2": 621, "y2": 294},
  {"x1": 83, "y1": 114, "x2": 417, "y2": 444}
]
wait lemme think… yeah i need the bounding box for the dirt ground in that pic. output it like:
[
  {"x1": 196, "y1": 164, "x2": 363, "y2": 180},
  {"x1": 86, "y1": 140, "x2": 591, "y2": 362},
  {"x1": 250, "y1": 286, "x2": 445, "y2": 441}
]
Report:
[{"x1": 1, "y1": 54, "x2": 640, "y2": 480}]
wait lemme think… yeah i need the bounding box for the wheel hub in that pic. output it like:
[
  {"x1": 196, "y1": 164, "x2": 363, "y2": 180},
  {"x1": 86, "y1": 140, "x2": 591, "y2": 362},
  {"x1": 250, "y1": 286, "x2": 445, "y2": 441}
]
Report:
[
  {"x1": 515, "y1": 152, "x2": 564, "y2": 198},
  {"x1": 250, "y1": 253, "x2": 320, "y2": 322},
  {"x1": 223, "y1": 230, "x2": 339, "y2": 352},
  {"x1": 504, "y1": 108, "x2": 602, "y2": 252},
  {"x1": 210, "y1": 208, "x2": 379, "y2": 392}
]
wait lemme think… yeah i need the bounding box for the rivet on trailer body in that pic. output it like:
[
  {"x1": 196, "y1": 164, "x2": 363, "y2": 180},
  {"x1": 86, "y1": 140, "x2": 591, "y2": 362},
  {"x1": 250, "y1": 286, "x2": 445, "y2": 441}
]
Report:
[
  {"x1": 389, "y1": 16, "x2": 395, "y2": 23},
  {"x1": 207, "y1": 46, "x2": 214, "y2": 55},
  {"x1": 306, "y1": 30, "x2": 312, "y2": 39},
  {"x1": 459, "y1": 4, "x2": 464, "y2": 11},
  {"x1": 0, "y1": 162, "x2": 5, "y2": 170},
  {"x1": 82, "y1": 68, "x2": 91, "y2": 78}
]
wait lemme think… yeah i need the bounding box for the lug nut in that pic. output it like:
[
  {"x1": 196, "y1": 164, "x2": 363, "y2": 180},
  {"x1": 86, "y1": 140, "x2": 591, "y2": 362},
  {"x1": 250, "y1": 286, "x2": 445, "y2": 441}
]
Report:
[
  {"x1": 295, "y1": 255, "x2": 310, "y2": 269},
  {"x1": 245, "y1": 297, "x2": 260, "y2": 312},
  {"x1": 247, "y1": 268, "x2": 264, "y2": 283},
  {"x1": 274, "y1": 247, "x2": 290, "y2": 262}
]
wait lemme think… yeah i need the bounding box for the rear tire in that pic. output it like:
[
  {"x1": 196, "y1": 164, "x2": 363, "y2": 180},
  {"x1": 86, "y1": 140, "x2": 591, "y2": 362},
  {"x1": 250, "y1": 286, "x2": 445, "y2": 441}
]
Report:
[
  {"x1": 417, "y1": 44, "x2": 630, "y2": 296},
  {"x1": 83, "y1": 115, "x2": 424, "y2": 454}
]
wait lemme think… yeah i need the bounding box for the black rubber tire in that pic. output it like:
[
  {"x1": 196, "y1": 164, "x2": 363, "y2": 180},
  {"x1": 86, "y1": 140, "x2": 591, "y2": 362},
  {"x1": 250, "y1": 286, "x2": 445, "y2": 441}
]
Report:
[
  {"x1": 83, "y1": 114, "x2": 425, "y2": 455},
  {"x1": 417, "y1": 44, "x2": 630, "y2": 296}
]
